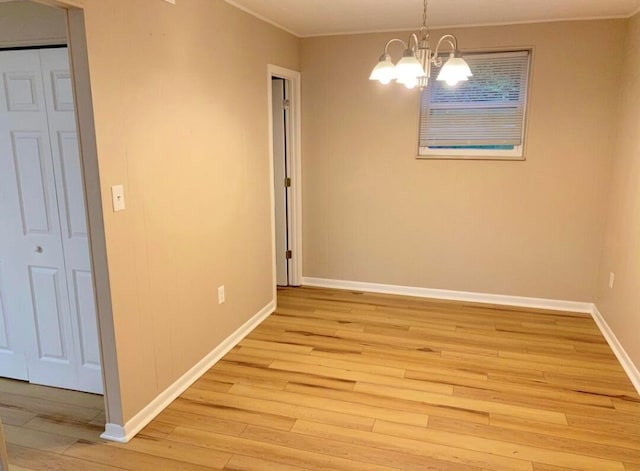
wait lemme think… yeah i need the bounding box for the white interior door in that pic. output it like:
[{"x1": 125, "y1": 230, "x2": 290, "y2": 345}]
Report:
[
  {"x1": 272, "y1": 78, "x2": 289, "y2": 286},
  {"x1": 0, "y1": 48, "x2": 102, "y2": 394}
]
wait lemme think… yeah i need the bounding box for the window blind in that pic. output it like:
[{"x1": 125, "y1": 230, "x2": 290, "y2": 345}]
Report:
[{"x1": 419, "y1": 50, "x2": 530, "y2": 148}]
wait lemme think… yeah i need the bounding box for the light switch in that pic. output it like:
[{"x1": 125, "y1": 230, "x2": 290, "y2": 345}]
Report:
[{"x1": 111, "y1": 185, "x2": 126, "y2": 212}]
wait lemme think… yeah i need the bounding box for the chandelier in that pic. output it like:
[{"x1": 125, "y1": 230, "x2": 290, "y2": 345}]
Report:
[{"x1": 369, "y1": 0, "x2": 472, "y2": 89}]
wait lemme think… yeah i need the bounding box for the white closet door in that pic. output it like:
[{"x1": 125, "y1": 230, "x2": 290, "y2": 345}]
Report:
[{"x1": 0, "y1": 48, "x2": 102, "y2": 394}]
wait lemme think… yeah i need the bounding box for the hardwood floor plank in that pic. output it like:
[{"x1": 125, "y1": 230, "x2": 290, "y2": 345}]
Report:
[
  {"x1": 153, "y1": 409, "x2": 248, "y2": 437},
  {"x1": 224, "y1": 383, "x2": 429, "y2": 427},
  {"x1": 251, "y1": 329, "x2": 366, "y2": 354},
  {"x1": 7, "y1": 443, "x2": 123, "y2": 471},
  {"x1": 453, "y1": 385, "x2": 639, "y2": 424},
  {"x1": 443, "y1": 350, "x2": 628, "y2": 380},
  {"x1": 291, "y1": 419, "x2": 530, "y2": 471},
  {"x1": 269, "y1": 358, "x2": 454, "y2": 394},
  {"x1": 212, "y1": 361, "x2": 356, "y2": 392},
  {"x1": 374, "y1": 420, "x2": 625, "y2": 471},
  {"x1": 490, "y1": 414, "x2": 640, "y2": 450},
  {"x1": 354, "y1": 382, "x2": 567, "y2": 425},
  {"x1": 242, "y1": 423, "x2": 483, "y2": 471},
  {"x1": 168, "y1": 426, "x2": 402, "y2": 471},
  {"x1": 0, "y1": 379, "x2": 104, "y2": 409},
  {"x1": 233, "y1": 346, "x2": 406, "y2": 377},
  {"x1": 566, "y1": 414, "x2": 640, "y2": 436},
  {"x1": 613, "y1": 397, "x2": 640, "y2": 414},
  {"x1": 285, "y1": 381, "x2": 487, "y2": 424},
  {"x1": 532, "y1": 464, "x2": 581, "y2": 471},
  {"x1": 428, "y1": 415, "x2": 640, "y2": 463},
  {"x1": 137, "y1": 420, "x2": 177, "y2": 439},
  {"x1": 239, "y1": 338, "x2": 314, "y2": 354},
  {"x1": 65, "y1": 439, "x2": 222, "y2": 471},
  {"x1": 178, "y1": 386, "x2": 376, "y2": 431},
  {"x1": 22, "y1": 416, "x2": 105, "y2": 443},
  {"x1": 0, "y1": 391, "x2": 101, "y2": 423},
  {"x1": 171, "y1": 396, "x2": 297, "y2": 431},
  {"x1": 0, "y1": 406, "x2": 37, "y2": 427},
  {"x1": 223, "y1": 454, "x2": 313, "y2": 471},
  {"x1": 106, "y1": 435, "x2": 232, "y2": 469},
  {"x1": 3, "y1": 423, "x2": 78, "y2": 454}
]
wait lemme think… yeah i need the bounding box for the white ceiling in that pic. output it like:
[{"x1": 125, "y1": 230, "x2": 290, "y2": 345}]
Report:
[{"x1": 225, "y1": 0, "x2": 640, "y2": 37}]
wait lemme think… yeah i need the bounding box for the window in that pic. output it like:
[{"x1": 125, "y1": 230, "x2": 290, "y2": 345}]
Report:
[{"x1": 418, "y1": 50, "x2": 531, "y2": 159}]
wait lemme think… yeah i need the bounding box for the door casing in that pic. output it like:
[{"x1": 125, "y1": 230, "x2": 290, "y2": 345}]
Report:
[{"x1": 267, "y1": 65, "x2": 302, "y2": 294}]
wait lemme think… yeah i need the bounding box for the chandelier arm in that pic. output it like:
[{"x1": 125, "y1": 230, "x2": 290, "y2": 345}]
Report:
[
  {"x1": 432, "y1": 34, "x2": 459, "y2": 66},
  {"x1": 407, "y1": 33, "x2": 420, "y2": 51},
  {"x1": 383, "y1": 38, "x2": 409, "y2": 56}
]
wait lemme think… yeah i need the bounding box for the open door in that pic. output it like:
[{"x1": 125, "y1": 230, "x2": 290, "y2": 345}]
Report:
[{"x1": 272, "y1": 78, "x2": 291, "y2": 286}]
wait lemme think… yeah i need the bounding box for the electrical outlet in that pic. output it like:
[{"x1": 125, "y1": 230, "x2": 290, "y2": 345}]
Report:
[
  {"x1": 218, "y1": 285, "x2": 225, "y2": 304},
  {"x1": 609, "y1": 272, "x2": 615, "y2": 289}
]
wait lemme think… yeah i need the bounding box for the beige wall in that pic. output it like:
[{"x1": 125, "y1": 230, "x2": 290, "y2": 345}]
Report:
[
  {"x1": 0, "y1": 1, "x2": 66, "y2": 46},
  {"x1": 597, "y1": 13, "x2": 640, "y2": 368},
  {"x1": 301, "y1": 20, "x2": 624, "y2": 302},
  {"x1": 74, "y1": 0, "x2": 298, "y2": 422}
]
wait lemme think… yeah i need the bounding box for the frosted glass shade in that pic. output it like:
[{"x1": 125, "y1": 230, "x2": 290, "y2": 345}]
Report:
[
  {"x1": 395, "y1": 55, "x2": 425, "y2": 85},
  {"x1": 436, "y1": 55, "x2": 472, "y2": 86},
  {"x1": 369, "y1": 56, "x2": 396, "y2": 84}
]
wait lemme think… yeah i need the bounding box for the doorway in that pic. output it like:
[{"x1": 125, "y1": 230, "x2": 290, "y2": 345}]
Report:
[
  {"x1": 269, "y1": 66, "x2": 302, "y2": 289},
  {"x1": 0, "y1": 5, "x2": 102, "y2": 395}
]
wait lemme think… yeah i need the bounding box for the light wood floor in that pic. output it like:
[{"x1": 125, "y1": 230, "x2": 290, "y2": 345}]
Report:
[{"x1": 1, "y1": 286, "x2": 639, "y2": 470}]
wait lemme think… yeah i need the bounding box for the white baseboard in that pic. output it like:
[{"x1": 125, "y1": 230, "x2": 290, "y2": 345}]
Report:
[
  {"x1": 301, "y1": 277, "x2": 593, "y2": 313},
  {"x1": 100, "y1": 299, "x2": 276, "y2": 443},
  {"x1": 591, "y1": 305, "x2": 640, "y2": 394}
]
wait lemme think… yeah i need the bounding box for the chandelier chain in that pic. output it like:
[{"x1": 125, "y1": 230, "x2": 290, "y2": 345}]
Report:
[{"x1": 421, "y1": 0, "x2": 430, "y2": 41}]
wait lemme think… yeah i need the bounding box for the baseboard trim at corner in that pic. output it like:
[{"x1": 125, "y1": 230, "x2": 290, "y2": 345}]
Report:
[
  {"x1": 301, "y1": 277, "x2": 593, "y2": 313},
  {"x1": 591, "y1": 305, "x2": 640, "y2": 394},
  {"x1": 100, "y1": 299, "x2": 276, "y2": 443}
]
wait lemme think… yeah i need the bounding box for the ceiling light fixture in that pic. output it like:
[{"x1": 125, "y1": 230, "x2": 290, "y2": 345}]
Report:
[{"x1": 369, "y1": 0, "x2": 472, "y2": 89}]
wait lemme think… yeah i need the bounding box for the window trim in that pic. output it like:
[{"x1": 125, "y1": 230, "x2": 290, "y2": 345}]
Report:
[
  {"x1": 419, "y1": 145, "x2": 524, "y2": 160},
  {"x1": 417, "y1": 48, "x2": 533, "y2": 161}
]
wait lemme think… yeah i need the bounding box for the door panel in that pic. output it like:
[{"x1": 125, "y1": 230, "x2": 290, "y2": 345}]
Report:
[
  {"x1": 50, "y1": 70, "x2": 73, "y2": 112},
  {"x1": 4, "y1": 72, "x2": 42, "y2": 112},
  {"x1": 0, "y1": 261, "x2": 28, "y2": 380},
  {"x1": 72, "y1": 269, "x2": 101, "y2": 368},
  {"x1": 28, "y1": 266, "x2": 69, "y2": 361},
  {"x1": 11, "y1": 131, "x2": 54, "y2": 234},
  {"x1": 56, "y1": 131, "x2": 87, "y2": 238}
]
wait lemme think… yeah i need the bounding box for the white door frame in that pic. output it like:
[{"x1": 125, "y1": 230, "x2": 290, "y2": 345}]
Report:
[
  {"x1": 11, "y1": 0, "x2": 124, "y2": 435},
  {"x1": 267, "y1": 65, "x2": 302, "y2": 292}
]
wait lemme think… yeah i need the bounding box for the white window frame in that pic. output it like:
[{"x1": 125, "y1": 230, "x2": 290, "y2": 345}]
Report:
[{"x1": 418, "y1": 49, "x2": 532, "y2": 161}]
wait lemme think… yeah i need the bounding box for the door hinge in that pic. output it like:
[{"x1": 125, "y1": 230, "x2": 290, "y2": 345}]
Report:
[
  {"x1": 285, "y1": 177, "x2": 292, "y2": 188},
  {"x1": 285, "y1": 250, "x2": 292, "y2": 259},
  {"x1": 283, "y1": 99, "x2": 290, "y2": 109}
]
